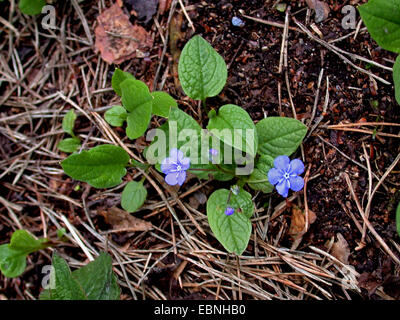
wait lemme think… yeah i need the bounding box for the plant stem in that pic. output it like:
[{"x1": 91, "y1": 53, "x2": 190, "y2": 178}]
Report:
[{"x1": 201, "y1": 98, "x2": 209, "y2": 114}]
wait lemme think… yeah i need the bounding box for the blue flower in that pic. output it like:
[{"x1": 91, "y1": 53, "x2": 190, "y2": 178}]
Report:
[
  {"x1": 225, "y1": 207, "x2": 235, "y2": 216},
  {"x1": 268, "y1": 155, "x2": 305, "y2": 198},
  {"x1": 161, "y1": 148, "x2": 190, "y2": 186}
]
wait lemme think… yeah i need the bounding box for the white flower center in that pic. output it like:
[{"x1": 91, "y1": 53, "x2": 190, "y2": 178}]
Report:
[
  {"x1": 283, "y1": 172, "x2": 290, "y2": 179},
  {"x1": 176, "y1": 165, "x2": 182, "y2": 171}
]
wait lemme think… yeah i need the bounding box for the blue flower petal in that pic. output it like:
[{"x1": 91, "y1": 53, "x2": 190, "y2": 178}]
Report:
[
  {"x1": 180, "y1": 156, "x2": 190, "y2": 170},
  {"x1": 176, "y1": 170, "x2": 187, "y2": 186},
  {"x1": 165, "y1": 172, "x2": 179, "y2": 185},
  {"x1": 161, "y1": 157, "x2": 177, "y2": 174},
  {"x1": 289, "y1": 159, "x2": 305, "y2": 175},
  {"x1": 274, "y1": 155, "x2": 290, "y2": 171},
  {"x1": 268, "y1": 168, "x2": 283, "y2": 185},
  {"x1": 170, "y1": 148, "x2": 185, "y2": 163},
  {"x1": 289, "y1": 176, "x2": 304, "y2": 192},
  {"x1": 276, "y1": 179, "x2": 289, "y2": 198}
]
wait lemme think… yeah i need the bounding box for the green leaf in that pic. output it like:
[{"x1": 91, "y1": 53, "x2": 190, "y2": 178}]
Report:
[
  {"x1": 71, "y1": 253, "x2": 120, "y2": 300},
  {"x1": 61, "y1": 144, "x2": 130, "y2": 189},
  {"x1": 0, "y1": 230, "x2": 50, "y2": 278},
  {"x1": 247, "y1": 155, "x2": 275, "y2": 193},
  {"x1": 41, "y1": 252, "x2": 120, "y2": 300},
  {"x1": 121, "y1": 181, "x2": 147, "y2": 213},
  {"x1": 19, "y1": 0, "x2": 46, "y2": 15},
  {"x1": 57, "y1": 137, "x2": 81, "y2": 153},
  {"x1": 394, "y1": 55, "x2": 400, "y2": 104},
  {"x1": 120, "y1": 79, "x2": 152, "y2": 112},
  {"x1": 104, "y1": 106, "x2": 128, "y2": 127},
  {"x1": 112, "y1": 69, "x2": 135, "y2": 96},
  {"x1": 0, "y1": 245, "x2": 27, "y2": 278},
  {"x1": 62, "y1": 109, "x2": 77, "y2": 137},
  {"x1": 151, "y1": 91, "x2": 178, "y2": 118},
  {"x1": 359, "y1": 0, "x2": 400, "y2": 53},
  {"x1": 207, "y1": 104, "x2": 258, "y2": 157},
  {"x1": 41, "y1": 253, "x2": 87, "y2": 300},
  {"x1": 396, "y1": 202, "x2": 400, "y2": 238},
  {"x1": 178, "y1": 35, "x2": 227, "y2": 101},
  {"x1": 207, "y1": 189, "x2": 252, "y2": 255},
  {"x1": 256, "y1": 117, "x2": 307, "y2": 158},
  {"x1": 9, "y1": 230, "x2": 49, "y2": 253},
  {"x1": 126, "y1": 102, "x2": 152, "y2": 139}
]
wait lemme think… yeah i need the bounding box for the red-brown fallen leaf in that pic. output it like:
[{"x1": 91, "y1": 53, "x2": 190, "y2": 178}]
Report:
[
  {"x1": 99, "y1": 206, "x2": 153, "y2": 232},
  {"x1": 94, "y1": 2, "x2": 153, "y2": 64},
  {"x1": 331, "y1": 233, "x2": 351, "y2": 264}
]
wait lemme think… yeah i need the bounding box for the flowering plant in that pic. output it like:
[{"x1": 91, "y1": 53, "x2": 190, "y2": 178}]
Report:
[{"x1": 60, "y1": 35, "x2": 307, "y2": 255}]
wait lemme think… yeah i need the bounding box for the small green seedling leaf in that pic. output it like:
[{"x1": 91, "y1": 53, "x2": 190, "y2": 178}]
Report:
[
  {"x1": 61, "y1": 144, "x2": 130, "y2": 189},
  {"x1": 57, "y1": 137, "x2": 81, "y2": 153},
  {"x1": 256, "y1": 117, "x2": 307, "y2": 158},
  {"x1": 207, "y1": 189, "x2": 252, "y2": 255},
  {"x1": 19, "y1": 0, "x2": 46, "y2": 15},
  {"x1": 0, "y1": 230, "x2": 51, "y2": 278},
  {"x1": 178, "y1": 35, "x2": 227, "y2": 101},
  {"x1": 393, "y1": 55, "x2": 400, "y2": 104},
  {"x1": 120, "y1": 79, "x2": 152, "y2": 113},
  {"x1": 104, "y1": 106, "x2": 128, "y2": 127},
  {"x1": 358, "y1": 0, "x2": 400, "y2": 53},
  {"x1": 151, "y1": 91, "x2": 178, "y2": 117},
  {"x1": 121, "y1": 181, "x2": 147, "y2": 213},
  {"x1": 247, "y1": 154, "x2": 275, "y2": 193},
  {"x1": 62, "y1": 109, "x2": 77, "y2": 137},
  {"x1": 112, "y1": 69, "x2": 135, "y2": 96},
  {"x1": 207, "y1": 104, "x2": 258, "y2": 157},
  {"x1": 40, "y1": 252, "x2": 120, "y2": 300}
]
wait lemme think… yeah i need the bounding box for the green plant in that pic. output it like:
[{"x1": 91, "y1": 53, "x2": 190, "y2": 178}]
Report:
[
  {"x1": 60, "y1": 35, "x2": 307, "y2": 255},
  {"x1": 359, "y1": 0, "x2": 400, "y2": 104},
  {"x1": 57, "y1": 109, "x2": 81, "y2": 153},
  {"x1": 40, "y1": 252, "x2": 120, "y2": 300},
  {"x1": 0, "y1": 230, "x2": 53, "y2": 278}
]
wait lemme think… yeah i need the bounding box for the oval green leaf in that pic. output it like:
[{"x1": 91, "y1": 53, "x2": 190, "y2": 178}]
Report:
[
  {"x1": 58, "y1": 137, "x2": 81, "y2": 153},
  {"x1": 207, "y1": 104, "x2": 258, "y2": 157},
  {"x1": 120, "y1": 79, "x2": 152, "y2": 113},
  {"x1": 104, "y1": 106, "x2": 128, "y2": 127},
  {"x1": 151, "y1": 91, "x2": 178, "y2": 118},
  {"x1": 121, "y1": 181, "x2": 147, "y2": 213},
  {"x1": 178, "y1": 35, "x2": 227, "y2": 101},
  {"x1": 61, "y1": 145, "x2": 130, "y2": 189},
  {"x1": 359, "y1": 0, "x2": 400, "y2": 53},
  {"x1": 256, "y1": 117, "x2": 307, "y2": 158},
  {"x1": 207, "y1": 189, "x2": 252, "y2": 255},
  {"x1": 112, "y1": 69, "x2": 135, "y2": 96}
]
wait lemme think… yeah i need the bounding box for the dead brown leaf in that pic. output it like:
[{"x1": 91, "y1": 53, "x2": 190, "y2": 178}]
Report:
[
  {"x1": 305, "y1": 0, "x2": 330, "y2": 23},
  {"x1": 99, "y1": 206, "x2": 153, "y2": 232},
  {"x1": 288, "y1": 206, "x2": 317, "y2": 239},
  {"x1": 331, "y1": 233, "x2": 351, "y2": 264},
  {"x1": 94, "y1": 2, "x2": 153, "y2": 64}
]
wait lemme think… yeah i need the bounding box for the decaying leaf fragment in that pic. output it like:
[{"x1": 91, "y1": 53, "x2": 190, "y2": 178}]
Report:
[
  {"x1": 306, "y1": 0, "x2": 330, "y2": 23},
  {"x1": 331, "y1": 233, "x2": 351, "y2": 264},
  {"x1": 94, "y1": 3, "x2": 153, "y2": 64},
  {"x1": 289, "y1": 206, "x2": 317, "y2": 239},
  {"x1": 99, "y1": 206, "x2": 153, "y2": 232}
]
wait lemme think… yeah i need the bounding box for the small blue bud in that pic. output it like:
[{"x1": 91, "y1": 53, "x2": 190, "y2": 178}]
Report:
[
  {"x1": 232, "y1": 16, "x2": 245, "y2": 27},
  {"x1": 225, "y1": 207, "x2": 235, "y2": 216}
]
